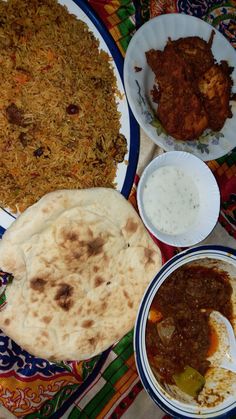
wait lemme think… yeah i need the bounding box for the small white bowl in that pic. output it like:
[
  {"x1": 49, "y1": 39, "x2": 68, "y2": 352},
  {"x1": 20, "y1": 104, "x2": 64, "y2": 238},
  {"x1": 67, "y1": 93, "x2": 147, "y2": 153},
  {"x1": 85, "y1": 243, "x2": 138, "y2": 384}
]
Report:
[{"x1": 137, "y1": 151, "x2": 220, "y2": 247}]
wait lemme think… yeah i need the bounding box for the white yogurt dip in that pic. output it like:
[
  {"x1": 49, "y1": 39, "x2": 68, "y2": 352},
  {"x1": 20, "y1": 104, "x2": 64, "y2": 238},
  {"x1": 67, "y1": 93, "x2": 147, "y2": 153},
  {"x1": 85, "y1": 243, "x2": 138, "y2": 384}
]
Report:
[{"x1": 142, "y1": 165, "x2": 200, "y2": 235}]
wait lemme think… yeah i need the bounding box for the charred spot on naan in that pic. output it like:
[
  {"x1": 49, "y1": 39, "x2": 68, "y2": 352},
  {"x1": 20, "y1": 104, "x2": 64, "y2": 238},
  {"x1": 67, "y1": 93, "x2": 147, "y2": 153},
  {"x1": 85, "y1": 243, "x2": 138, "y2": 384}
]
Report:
[
  {"x1": 38, "y1": 336, "x2": 49, "y2": 347},
  {"x1": 3, "y1": 318, "x2": 10, "y2": 326},
  {"x1": 42, "y1": 315, "x2": 52, "y2": 324},
  {"x1": 58, "y1": 227, "x2": 79, "y2": 246},
  {"x1": 123, "y1": 290, "x2": 133, "y2": 308},
  {"x1": 59, "y1": 225, "x2": 104, "y2": 253},
  {"x1": 59, "y1": 225, "x2": 106, "y2": 261},
  {"x1": 87, "y1": 227, "x2": 94, "y2": 238},
  {"x1": 54, "y1": 283, "x2": 74, "y2": 311},
  {"x1": 31, "y1": 297, "x2": 38, "y2": 303},
  {"x1": 62, "y1": 333, "x2": 69, "y2": 341},
  {"x1": 81, "y1": 319, "x2": 94, "y2": 328},
  {"x1": 40, "y1": 255, "x2": 58, "y2": 268},
  {"x1": 42, "y1": 206, "x2": 50, "y2": 214},
  {"x1": 101, "y1": 301, "x2": 108, "y2": 311},
  {"x1": 124, "y1": 218, "x2": 138, "y2": 234},
  {"x1": 30, "y1": 277, "x2": 47, "y2": 292},
  {"x1": 88, "y1": 337, "x2": 96, "y2": 347},
  {"x1": 144, "y1": 248, "x2": 156, "y2": 265},
  {"x1": 64, "y1": 231, "x2": 79, "y2": 242},
  {"x1": 87, "y1": 237, "x2": 105, "y2": 257},
  {"x1": 91, "y1": 297, "x2": 109, "y2": 317},
  {"x1": 94, "y1": 276, "x2": 105, "y2": 288}
]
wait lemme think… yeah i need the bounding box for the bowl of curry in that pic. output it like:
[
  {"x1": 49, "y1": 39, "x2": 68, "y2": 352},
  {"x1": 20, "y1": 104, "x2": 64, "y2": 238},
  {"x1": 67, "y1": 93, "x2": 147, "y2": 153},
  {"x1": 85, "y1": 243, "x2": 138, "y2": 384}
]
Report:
[{"x1": 134, "y1": 245, "x2": 236, "y2": 418}]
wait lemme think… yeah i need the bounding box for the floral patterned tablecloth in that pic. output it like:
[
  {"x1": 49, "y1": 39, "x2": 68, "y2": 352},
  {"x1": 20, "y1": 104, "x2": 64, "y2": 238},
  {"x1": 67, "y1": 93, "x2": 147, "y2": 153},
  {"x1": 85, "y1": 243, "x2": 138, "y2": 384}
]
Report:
[{"x1": 0, "y1": 1, "x2": 235, "y2": 418}]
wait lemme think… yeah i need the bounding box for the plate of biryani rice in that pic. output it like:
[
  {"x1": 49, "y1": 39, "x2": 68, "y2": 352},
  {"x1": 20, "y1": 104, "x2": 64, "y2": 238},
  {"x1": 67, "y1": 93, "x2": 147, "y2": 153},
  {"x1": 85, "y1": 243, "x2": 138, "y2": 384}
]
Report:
[{"x1": 0, "y1": 0, "x2": 139, "y2": 231}]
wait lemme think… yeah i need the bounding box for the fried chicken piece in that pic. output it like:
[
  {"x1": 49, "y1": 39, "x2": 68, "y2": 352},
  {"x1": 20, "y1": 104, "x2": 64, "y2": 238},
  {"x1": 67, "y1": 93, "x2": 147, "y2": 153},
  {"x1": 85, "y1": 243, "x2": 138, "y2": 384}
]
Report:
[
  {"x1": 146, "y1": 46, "x2": 209, "y2": 140},
  {"x1": 146, "y1": 33, "x2": 234, "y2": 140},
  {"x1": 169, "y1": 34, "x2": 215, "y2": 79},
  {"x1": 146, "y1": 45, "x2": 185, "y2": 88},
  {"x1": 157, "y1": 83, "x2": 208, "y2": 141},
  {"x1": 198, "y1": 62, "x2": 233, "y2": 131}
]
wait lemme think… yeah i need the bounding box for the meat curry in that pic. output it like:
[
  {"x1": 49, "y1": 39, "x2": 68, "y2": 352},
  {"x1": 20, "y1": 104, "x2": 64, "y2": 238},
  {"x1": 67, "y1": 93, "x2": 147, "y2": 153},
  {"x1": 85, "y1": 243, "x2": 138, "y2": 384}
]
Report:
[{"x1": 146, "y1": 265, "x2": 233, "y2": 397}]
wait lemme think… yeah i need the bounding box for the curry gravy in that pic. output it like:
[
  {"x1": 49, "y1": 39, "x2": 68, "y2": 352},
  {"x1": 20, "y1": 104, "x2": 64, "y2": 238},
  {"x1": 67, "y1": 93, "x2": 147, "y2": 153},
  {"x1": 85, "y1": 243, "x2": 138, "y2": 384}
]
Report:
[{"x1": 146, "y1": 265, "x2": 233, "y2": 385}]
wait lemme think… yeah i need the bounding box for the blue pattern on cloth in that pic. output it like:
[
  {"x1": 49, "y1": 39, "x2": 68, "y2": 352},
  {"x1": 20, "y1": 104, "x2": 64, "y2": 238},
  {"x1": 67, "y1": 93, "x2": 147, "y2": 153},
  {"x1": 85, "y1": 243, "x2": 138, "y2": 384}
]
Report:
[
  {"x1": 177, "y1": 0, "x2": 225, "y2": 17},
  {"x1": 0, "y1": 270, "x2": 13, "y2": 286},
  {"x1": 0, "y1": 333, "x2": 65, "y2": 377}
]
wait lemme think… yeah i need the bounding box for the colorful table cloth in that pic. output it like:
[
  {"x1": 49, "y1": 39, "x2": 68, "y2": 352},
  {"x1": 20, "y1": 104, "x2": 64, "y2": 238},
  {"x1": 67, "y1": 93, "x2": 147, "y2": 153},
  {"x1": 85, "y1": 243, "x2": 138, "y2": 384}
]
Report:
[{"x1": 0, "y1": 1, "x2": 236, "y2": 418}]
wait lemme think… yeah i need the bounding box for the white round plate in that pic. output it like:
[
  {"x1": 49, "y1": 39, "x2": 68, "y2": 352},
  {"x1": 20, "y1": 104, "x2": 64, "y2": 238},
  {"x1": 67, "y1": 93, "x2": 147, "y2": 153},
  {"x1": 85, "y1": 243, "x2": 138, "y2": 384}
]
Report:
[{"x1": 124, "y1": 13, "x2": 236, "y2": 161}]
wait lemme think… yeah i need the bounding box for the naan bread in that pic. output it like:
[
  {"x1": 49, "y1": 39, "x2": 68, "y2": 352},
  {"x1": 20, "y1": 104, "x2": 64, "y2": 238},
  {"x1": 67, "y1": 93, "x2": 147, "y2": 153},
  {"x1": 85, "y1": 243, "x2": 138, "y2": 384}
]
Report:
[{"x1": 0, "y1": 188, "x2": 162, "y2": 361}]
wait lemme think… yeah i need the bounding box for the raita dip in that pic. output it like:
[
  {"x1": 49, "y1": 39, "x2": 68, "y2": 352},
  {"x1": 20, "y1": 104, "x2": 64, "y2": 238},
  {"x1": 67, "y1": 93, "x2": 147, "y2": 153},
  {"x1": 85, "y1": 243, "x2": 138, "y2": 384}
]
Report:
[{"x1": 142, "y1": 165, "x2": 200, "y2": 235}]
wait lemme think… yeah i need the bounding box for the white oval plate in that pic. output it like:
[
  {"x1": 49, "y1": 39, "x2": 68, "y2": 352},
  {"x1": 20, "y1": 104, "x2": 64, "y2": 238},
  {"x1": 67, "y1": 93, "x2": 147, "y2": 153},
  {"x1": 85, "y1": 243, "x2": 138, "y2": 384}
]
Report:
[
  {"x1": 124, "y1": 13, "x2": 236, "y2": 161},
  {"x1": 0, "y1": 0, "x2": 139, "y2": 234}
]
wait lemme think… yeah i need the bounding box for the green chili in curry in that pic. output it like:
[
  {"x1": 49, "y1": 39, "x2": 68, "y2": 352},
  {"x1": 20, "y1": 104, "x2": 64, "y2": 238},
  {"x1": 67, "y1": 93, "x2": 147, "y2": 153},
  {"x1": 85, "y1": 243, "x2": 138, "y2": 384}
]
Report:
[{"x1": 146, "y1": 265, "x2": 233, "y2": 397}]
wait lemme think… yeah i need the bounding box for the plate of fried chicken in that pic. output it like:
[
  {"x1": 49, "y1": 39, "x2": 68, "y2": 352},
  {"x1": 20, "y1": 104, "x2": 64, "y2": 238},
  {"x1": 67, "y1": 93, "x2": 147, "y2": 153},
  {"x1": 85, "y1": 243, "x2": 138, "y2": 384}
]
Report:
[{"x1": 124, "y1": 14, "x2": 236, "y2": 160}]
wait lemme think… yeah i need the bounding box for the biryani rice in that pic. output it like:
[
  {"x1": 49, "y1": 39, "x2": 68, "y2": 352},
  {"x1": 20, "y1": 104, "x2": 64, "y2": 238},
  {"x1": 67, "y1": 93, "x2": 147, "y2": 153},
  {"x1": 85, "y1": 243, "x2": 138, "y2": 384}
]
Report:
[{"x1": 0, "y1": 0, "x2": 127, "y2": 212}]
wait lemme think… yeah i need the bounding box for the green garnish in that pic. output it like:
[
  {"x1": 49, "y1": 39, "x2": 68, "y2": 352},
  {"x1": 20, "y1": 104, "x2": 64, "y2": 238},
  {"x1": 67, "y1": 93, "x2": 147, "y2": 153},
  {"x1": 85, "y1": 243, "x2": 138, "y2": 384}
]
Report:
[{"x1": 173, "y1": 366, "x2": 205, "y2": 398}]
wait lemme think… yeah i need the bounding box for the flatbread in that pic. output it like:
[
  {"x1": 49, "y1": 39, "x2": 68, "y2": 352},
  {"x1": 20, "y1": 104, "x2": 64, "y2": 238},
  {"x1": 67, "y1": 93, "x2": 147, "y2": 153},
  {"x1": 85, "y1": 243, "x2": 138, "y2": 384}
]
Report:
[{"x1": 0, "y1": 188, "x2": 162, "y2": 361}]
